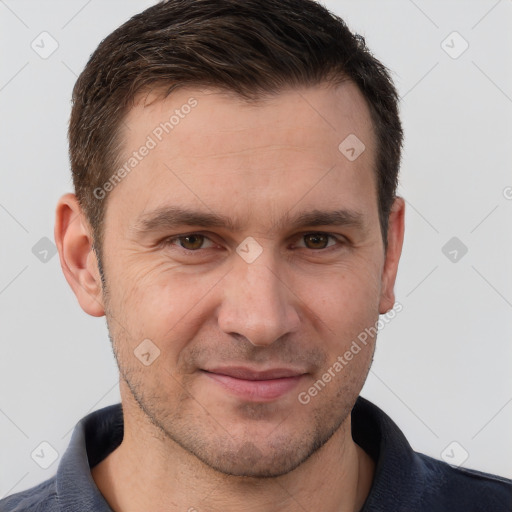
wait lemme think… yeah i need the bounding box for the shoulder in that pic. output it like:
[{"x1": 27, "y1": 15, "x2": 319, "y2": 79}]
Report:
[
  {"x1": 417, "y1": 453, "x2": 512, "y2": 510},
  {"x1": 0, "y1": 476, "x2": 59, "y2": 512},
  {"x1": 353, "y1": 396, "x2": 511, "y2": 511}
]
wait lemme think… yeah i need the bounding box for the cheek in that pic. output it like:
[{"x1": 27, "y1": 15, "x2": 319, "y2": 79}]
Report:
[
  {"x1": 302, "y1": 259, "x2": 382, "y2": 348},
  {"x1": 112, "y1": 262, "x2": 223, "y2": 352},
  {"x1": 107, "y1": 244, "x2": 382, "y2": 364}
]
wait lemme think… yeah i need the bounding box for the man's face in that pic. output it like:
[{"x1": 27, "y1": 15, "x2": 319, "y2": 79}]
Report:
[{"x1": 98, "y1": 83, "x2": 397, "y2": 477}]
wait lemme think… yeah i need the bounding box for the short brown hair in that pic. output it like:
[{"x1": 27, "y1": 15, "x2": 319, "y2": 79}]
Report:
[{"x1": 69, "y1": 0, "x2": 402, "y2": 256}]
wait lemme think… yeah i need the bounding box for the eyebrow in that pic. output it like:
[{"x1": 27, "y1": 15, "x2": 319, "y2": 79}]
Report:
[{"x1": 131, "y1": 206, "x2": 367, "y2": 236}]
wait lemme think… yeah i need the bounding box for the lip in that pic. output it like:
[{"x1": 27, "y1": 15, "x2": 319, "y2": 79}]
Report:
[{"x1": 202, "y1": 366, "x2": 307, "y2": 401}]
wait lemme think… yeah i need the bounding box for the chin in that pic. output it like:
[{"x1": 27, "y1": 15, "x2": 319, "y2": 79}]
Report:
[
  {"x1": 200, "y1": 444, "x2": 309, "y2": 478},
  {"x1": 187, "y1": 421, "x2": 338, "y2": 479}
]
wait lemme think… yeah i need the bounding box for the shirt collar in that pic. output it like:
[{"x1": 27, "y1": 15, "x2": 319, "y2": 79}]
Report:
[
  {"x1": 56, "y1": 403, "x2": 123, "y2": 512},
  {"x1": 54, "y1": 396, "x2": 425, "y2": 511},
  {"x1": 353, "y1": 396, "x2": 427, "y2": 511}
]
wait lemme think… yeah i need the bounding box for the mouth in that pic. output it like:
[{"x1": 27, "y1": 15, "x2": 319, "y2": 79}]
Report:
[{"x1": 201, "y1": 366, "x2": 308, "y2": 402}]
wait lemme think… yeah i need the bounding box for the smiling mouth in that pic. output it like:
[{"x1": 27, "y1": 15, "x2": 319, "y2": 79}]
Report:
[{"x1": 201, "y1": 366, "x2": 307, "y2": 401}]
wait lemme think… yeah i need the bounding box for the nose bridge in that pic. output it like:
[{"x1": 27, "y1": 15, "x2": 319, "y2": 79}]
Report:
[{"x1": 217, "y1": 249, "x2": 300, "y2": 346}]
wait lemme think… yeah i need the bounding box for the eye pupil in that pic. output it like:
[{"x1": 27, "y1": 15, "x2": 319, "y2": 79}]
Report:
[
  {"x1": 305, "y1": 233, "x2": 328, "y2": 249},
  {"x1": 181, "y1": 234, "x2": 204, "y2": 250},
  {"x1": 171, "y1": 233, "x2": 337, "y2": 253}
]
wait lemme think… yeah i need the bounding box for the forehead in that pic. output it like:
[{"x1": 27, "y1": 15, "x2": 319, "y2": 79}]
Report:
[{"x1": 106, "y1": 83, "x2": 378, "y2": 233}]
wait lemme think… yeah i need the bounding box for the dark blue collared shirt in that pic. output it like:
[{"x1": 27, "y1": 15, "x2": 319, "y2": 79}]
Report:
[{"x1": 1, "y1": 396, "x2": 511, "y2": 511}]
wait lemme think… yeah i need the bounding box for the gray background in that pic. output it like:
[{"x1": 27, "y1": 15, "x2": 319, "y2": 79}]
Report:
[{"x1": 1, "y1": 0, "x2": 511, "y2": 498}]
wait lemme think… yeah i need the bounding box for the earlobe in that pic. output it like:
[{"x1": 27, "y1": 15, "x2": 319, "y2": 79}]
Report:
[
  {"x1": 378, "y1": 197, "x2": 405, "y2": 315},
  {"x1": 54, "y1": 193, "x2": 105, "y2": 317}
]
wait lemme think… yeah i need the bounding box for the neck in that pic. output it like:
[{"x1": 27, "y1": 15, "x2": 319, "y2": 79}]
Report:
[{"x1": 92, "y1": 392, "x2": 375, "y2": 512}]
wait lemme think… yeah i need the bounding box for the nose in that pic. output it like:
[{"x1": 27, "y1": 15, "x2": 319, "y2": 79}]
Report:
[{"x1": 217, "y1": 251, "x2": 301, "y2": 347}]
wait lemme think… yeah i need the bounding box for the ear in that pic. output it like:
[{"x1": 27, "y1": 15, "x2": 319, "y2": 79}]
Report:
[
  {"x1": 378, "y1": 196, "x2": 405, "y2": 314},
  {"x1": 54, "y1": 193, "x2": 105, "y2": 317}
]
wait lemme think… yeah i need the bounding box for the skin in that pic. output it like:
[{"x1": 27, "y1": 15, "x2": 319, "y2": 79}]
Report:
[{"x1": 55, "y1": 82, "x2": 405, "y2": 512}]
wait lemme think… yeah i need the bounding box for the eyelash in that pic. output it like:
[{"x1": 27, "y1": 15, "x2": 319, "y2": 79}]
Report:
[{"x1": 161, "y1": 232, "x2": 345, "y2": 255}]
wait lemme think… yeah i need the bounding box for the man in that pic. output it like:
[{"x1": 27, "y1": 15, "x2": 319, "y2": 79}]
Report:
[{"x1": 2, "y1": 0, "x2": 510, "y2": 510}]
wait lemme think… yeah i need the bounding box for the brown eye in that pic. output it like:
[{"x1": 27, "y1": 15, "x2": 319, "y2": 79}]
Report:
[
  {"x1": 177, "y1": 234, "x2": 206, "y2": 250},
  {"x1": 303, "y1": 233, "x2": 331, "y2": 250}
]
